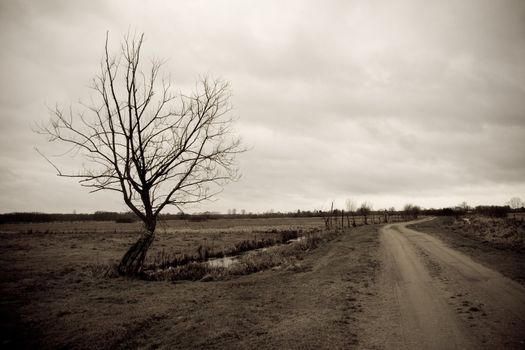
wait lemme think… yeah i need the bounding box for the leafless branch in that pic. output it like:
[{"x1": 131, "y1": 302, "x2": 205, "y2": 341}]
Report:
[{"x1": 38, "y1": 32, "x2": 245, "y2": 228}]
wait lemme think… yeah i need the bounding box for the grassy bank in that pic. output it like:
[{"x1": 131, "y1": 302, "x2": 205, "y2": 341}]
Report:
[
  {"x1": 145, "y1": 230, "x2": 330, "y2": 281},
  {"x1": 409, "y1": 216, "x2": 525, "y2": 286}
]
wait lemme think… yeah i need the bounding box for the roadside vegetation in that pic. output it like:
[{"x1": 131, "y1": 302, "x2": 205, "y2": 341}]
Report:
[
  {"x1": 449, "y1": 215, "x2": 525, "y2": 252},
  {"x1": 409, "y1": 214, "x2": 525, "y2": 286}
]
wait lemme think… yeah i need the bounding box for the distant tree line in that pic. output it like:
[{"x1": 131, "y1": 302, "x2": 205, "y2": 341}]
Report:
[
  {"x1": 0, "y1": 211, "x2": 141, "y2": 224},
  {"x1": 2, "y1": 202, "x2": 522, "y2": 224},
  {"x1": 0, "y1": 208, "x2": 401, "y2": 224},
  {"x1": 0, "y1": 210, "x2": 348, "y2": 224},
  {"x1": 472, "y1": 205, "x2": 511, "y2": 218},
  {"x1": 421, "y1": 205, "x2": 514, "y2": 218}
]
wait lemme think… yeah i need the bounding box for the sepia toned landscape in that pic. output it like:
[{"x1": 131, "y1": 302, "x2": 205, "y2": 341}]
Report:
[
  {"x1": 0, "y1": 215, "x2": 376, "y2": 348},
  {"x1": 1, "y1": 212, "x2": 524, "y2": 348},
  {"x1": 1, "y1": 0, "x2": 525, "y2": 349}
]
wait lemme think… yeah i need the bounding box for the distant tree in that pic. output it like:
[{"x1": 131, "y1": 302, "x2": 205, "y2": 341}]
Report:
[
  {"x1": 507, "y1": 197, "x2": 524, "y2": 210},
  {"x1": 413, "y1": 205, "x2": 421, "y2": 218},
  {"x1": 388, "y1": 207, "x2": 396, "y2": 221},
  {"x1": 458, "y1": 201, "x2": 471, "y2": 211},
  {"x1": 346, "y1": 199, "x2": 357, "y2": 226},
  {"x1": 345, "y1": 199, "x2": 356, "y2": 212},
  {"x1": 403, "y1": 203, "x2": 421, "y2": 219},
  {"x1": 357, "y1": 202, "x2": 372, "y2": 224},
  {"x1": 38, "y1": 33, "x2": 244, "y2": 275}
]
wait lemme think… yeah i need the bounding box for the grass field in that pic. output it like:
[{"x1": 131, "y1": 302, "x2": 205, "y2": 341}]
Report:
[
  {"x1": 0, "y1": 217, "x2": 325, "y2": 272},
  {"x1": 0, "y1": 216, "x2": 384, "y2": 348},
  {"x1": 0, "y1": 215, "x2": 385, "y2": 271}
]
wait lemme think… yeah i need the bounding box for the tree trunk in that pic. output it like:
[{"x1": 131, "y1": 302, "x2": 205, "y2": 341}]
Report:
[{"x1": 118, "y1": 218, "x2": 156, "y2": 276}]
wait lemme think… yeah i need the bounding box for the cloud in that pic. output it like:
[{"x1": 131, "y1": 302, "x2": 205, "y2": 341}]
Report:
[{"x1": 0, "y1": 0, "x2": 524, "y2": 213}]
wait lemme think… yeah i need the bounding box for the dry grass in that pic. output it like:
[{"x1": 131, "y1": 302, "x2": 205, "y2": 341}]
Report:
[
  {"x1": 148, "y1": 229, "x2": 303, "y2": 270},
  {"x1": 0, "y1": 216, "x2": 377, "y2": 349},
  {"x1": 0, "y1": 217, "x2": 325, "y2": 270},
  {"x1": 508, "y1": 212, "x2": 525, "y2": 220},
  {"x1": 145, "y1": 229, "x2": 334, "y2": 282},
  {"x1": 409, "y1": 216, "x2": 525, "y2": 286},
  {"x1": 450, "y1": 215, "x2": 525, "y2": 252},
  {"x1": 0, "y1": 216, "x2": 324, "y2": 234}
]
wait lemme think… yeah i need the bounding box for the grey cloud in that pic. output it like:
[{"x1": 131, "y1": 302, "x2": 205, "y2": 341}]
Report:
[{"x1": 1, "y1": 0, "x2": 524, "y2": 213}]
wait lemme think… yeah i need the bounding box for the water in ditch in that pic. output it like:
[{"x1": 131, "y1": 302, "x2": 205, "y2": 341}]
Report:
[{"x1": 205, "y1": 236, "x2": 305, "y2": 268}]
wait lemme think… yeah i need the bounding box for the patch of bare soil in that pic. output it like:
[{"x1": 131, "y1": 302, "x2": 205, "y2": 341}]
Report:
[
  {"x1": 409, "y1": 216, "x2": 525, "y2": 286},
  {"x1": 0, "y1": 222, "x2": 381, "y2": 349}
]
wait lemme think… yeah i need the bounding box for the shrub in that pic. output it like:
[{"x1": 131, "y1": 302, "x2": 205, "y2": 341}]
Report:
[
  {"x1": 298, "y1": 233, "x2": 323, "y2": 250},
  {"x1": 146, "y1": 262, "x2": 224, "y2": 281}
]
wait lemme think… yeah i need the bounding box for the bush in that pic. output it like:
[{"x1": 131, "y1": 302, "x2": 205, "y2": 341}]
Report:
[{"x1": 229, "y1": 252, "x2": 287, "y2": 275}]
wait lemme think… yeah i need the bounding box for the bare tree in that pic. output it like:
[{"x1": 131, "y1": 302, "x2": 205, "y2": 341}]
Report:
[
  {"x1": 458, "y1": 201, "x2": 470, "y2": 211},
  {"x1": 345, "y1": 198, "x2": 357, "y2": 227},
  {"x1": 403, "y1": 203, "x2": 421, "y2": 220},
  {"x1": 357, "y1": 201, "x2": 372, "y2": 225},
  {"x1": 388, "y1": 206, "x2": 396, "y2": 222},
  {"x1": 507, "y1": 197, "x2": 524, "y2": 210},
  {"x1": 37, "y1": 33, "x2": 244, "y2": 275}
]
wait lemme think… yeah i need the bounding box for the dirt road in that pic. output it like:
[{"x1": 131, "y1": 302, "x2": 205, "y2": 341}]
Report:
[{"x1": 360, "y1": 218, "x2": 525, "y2": 349}]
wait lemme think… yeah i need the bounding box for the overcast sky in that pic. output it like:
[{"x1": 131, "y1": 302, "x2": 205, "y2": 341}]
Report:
[{"x1": 1, "y1": 0, "x2": 524, "y2": 214}]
